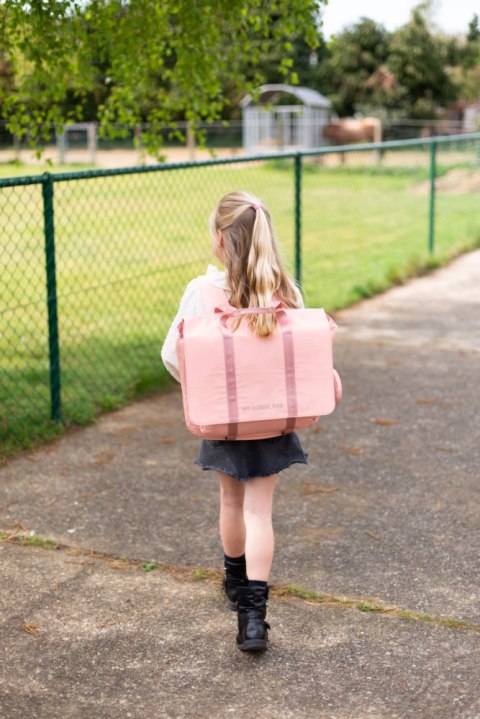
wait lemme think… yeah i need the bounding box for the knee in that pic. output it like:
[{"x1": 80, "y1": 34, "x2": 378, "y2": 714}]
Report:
[
  {"x1": 244, "y1": 506, "x2": 273, "y2": 524},
  {"x1": 220, "y1": 487, "x2": 244, "y2": 510}
]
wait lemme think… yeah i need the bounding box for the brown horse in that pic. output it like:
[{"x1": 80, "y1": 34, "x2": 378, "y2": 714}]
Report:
[{"x1": 323, "y1": 117, "x2": 382, "y2": 145}]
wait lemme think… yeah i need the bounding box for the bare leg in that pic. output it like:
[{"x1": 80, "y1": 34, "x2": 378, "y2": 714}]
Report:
[
  {"x1": 217, "y1": 471, "x2": 246, "y2": 557},
  {"x1": 243, "y1": 474, "x2": 278, "y2": 581}
]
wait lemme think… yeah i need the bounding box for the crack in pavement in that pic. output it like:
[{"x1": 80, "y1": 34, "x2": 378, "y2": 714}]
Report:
[{"x1": 2, "y1": 527, "x2": 479, "y2": 634}]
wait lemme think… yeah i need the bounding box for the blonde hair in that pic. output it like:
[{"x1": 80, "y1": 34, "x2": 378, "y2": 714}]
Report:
[{"x1": 209, "y1": 190, "x2": 300, "y2": 337}]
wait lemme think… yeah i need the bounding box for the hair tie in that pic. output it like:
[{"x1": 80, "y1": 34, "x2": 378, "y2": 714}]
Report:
[{"x1": 252, "y1": 203, "x2": 261, "y2": 212}]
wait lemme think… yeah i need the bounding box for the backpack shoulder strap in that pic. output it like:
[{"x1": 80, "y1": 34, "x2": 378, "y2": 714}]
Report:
[{"x1": 197, "y1": 275, "x2": 232, "y2": 314}]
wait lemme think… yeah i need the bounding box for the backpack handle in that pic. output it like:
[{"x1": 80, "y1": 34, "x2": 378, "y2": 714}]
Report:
[
  {"x1": 216, "y1": 303, "x2": 286, "y2": 331},
  {"x1": 216, "y1": 305, "x2": 337, "y2": 341}
]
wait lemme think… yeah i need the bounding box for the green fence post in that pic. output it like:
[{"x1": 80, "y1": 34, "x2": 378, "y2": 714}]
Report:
[
  {"x1": 294, "y1": 152, "x2": 302, "y2": 287},
  {"x1": 428, "y1": 141, "x2": 437, "y2": 254},
  {"x1": 42, "y1": 174, "x2": 62, "y2": 421}
]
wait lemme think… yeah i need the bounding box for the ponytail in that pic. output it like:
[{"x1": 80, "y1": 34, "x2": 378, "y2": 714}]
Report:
[
  {"x1": 210, "y1": 191, "x2": 300, "y2": 337},
  {"x1": 246, "y1": 207, "x2": 280, "y2": 336}
]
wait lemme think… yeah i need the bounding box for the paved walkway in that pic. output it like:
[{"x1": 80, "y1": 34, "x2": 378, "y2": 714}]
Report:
[{"x1": 1, "y1": 251, "x2": 479, "y2": 719}]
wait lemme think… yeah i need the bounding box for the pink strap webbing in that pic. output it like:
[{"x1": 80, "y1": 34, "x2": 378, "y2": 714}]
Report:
[
  {"x1": 198, "y1": 276, "x2": 232, "y2": 313},
  {"x1": 220, "y1": 309, "x2": 297, "y2": 440},
  {"x1": 222, "y1": 331, "x2": 239, "y2": 440},
  {"x1": 280, "y1": 320, "x2": 298, "y2": 434}
]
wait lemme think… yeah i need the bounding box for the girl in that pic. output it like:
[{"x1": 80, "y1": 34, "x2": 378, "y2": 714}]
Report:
[{"x1": 161, "y1": 190, "x2": 308, "y2": 652}]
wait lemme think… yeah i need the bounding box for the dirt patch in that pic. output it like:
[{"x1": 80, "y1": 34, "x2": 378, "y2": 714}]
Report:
[
  {"x1": 411, "y1": 167, "x2": 480, "y2": 195},
  {"x1": 0, "y1": 145, "x2": 244, "y2": 169}
]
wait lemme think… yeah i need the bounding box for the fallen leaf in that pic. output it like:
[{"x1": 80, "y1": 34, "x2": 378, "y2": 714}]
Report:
[
  {"x1": 95, "y1": 621, "x2": 120, "y2": 629},
  {"x1": 365, "y1": 530, "x2": 382, "y2": 541},
  {"x1": 300, "y1": 526, "x2": 343, "y2": 539},
  {"x1": 0, "y1": 521, "x2": 27, "y2": 543},
  {"x1": 23, "y1": 623, "x2": 40, "y2": 637},
  {"x1": 107, "y1": 559, "x2": 131, "y2": 570},
  {"x1": 301, "y1": 482, "x2": 340, "y2": 496},
  {"x1": 370, "y1": 418, "x2": 399, "y2": 426},
  {"x1": 343, "y1": 445, "x2": 362, "y2": 456},
  {"x1": 435, "y1": 445, "x2": 456, "y2": 453},
  {"x1": 144, "y1": 459, "x2": 158, "y2": 466},
  {"x1": 160, "y1": 436, "x2": 177, "y2": 444},
  {"x1": 310, "y1": 425, "x2": 326, "y2": 434},
  {"x1": 416, "y1": 397, "x2": 438, "y2": 405},
  {"x1": 434, "y1": 502, "x2": 443, "y2": 511},
  {"x1": 92, "y1": 452, "x2": 115, "y2": 465},
  {"x1": 74, "y1": 492, "x2": 94, "y2": 500}
]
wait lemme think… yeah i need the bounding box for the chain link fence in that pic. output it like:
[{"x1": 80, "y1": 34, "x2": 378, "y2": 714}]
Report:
[{"x1": 1, "y1": 134, "x2": 479, "y2": 455}]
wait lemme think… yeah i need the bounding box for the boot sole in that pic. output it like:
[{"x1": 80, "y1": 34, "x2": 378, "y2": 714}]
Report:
[{"x1": 236, "y1": 638, "x2": 268, "y2": 652}]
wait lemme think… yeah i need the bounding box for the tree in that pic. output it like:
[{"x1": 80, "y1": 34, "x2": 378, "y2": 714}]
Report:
[
  {"x1": 387, "y1": 2, "x2": 457, "y2": 118},
  {"x1": 463, "y1": 13, "x2": 480, "y2": 69},
  {"x1": 359, "y1": 65, "x2": 407, "y2": 117},
  {"x1": 323, "y1": 17, "x2": 391, "y2": 116},
  {"x1": 467, "y1": 13, "x2": 480, "y2": 43},
  {"x1": 258, "y1": 32, "x2": 331, "y2": 93},
  {"x1": 0, "y1": 46, "x2": 14, "y2": 109},
  {"x1": 448, "y1": 14, "x2": 480, "y2": 104},
  {"x1": 0, "y1": 0, "x2": 324, "y2": 154}
]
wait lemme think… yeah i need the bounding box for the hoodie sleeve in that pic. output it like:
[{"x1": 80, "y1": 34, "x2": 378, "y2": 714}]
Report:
[{"x1": 160, "y1": 278, "x2": 202, "y2": 382}]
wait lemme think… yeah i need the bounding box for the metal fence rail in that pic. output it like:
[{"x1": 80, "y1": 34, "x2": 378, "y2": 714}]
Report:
[{"x1": 1, "y1": 134, "x2": 480, "y2": 453}]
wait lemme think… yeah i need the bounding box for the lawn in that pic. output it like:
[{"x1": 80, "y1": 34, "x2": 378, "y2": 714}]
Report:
[{"x1": 1, "y1": 150, "x2": 479, "y2": 454}]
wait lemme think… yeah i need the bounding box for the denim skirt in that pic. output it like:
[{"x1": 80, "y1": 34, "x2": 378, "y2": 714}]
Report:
[{"x1": 195, "y1": 432, "x2": 308, "y2": 482}]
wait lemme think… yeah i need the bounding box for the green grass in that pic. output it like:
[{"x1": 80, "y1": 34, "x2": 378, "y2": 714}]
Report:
[
  {"x1": 1, "y1": 151, "x2": 480, "y2": 457},
  {"x1": 0, "y1": 530, "x2": 60, "y2": 550}
]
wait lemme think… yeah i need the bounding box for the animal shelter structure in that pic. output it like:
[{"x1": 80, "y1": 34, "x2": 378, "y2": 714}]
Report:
[
  {"x1": 241, "y1": 84, "x2": 331, "y2": 153},
  {"x1": 57, "y1": 122, "x2": 97, "y2": 164}
]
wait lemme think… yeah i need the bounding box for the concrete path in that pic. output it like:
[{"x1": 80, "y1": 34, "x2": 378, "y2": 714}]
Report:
[{"x1": 1, "y1": 251, "x2": 479, "y2": 719}]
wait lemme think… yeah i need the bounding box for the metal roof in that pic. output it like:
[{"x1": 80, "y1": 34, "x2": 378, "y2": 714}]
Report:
[{"x1": 241, "y1": 84, "x2": 331, "y2": 109}]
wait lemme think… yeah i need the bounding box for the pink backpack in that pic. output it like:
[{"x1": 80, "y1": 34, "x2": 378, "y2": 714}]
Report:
[{"x1": 176, "y1": 278, "x2": 342, "y2": 440}]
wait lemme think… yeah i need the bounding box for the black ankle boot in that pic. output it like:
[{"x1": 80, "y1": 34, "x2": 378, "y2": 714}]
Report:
[
  {"x1": 236, "y1": 584, "x2": 270, "y2": 652},
  {"x1": 223, "y1": 573, "x2": 248, "y2": 610}
]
